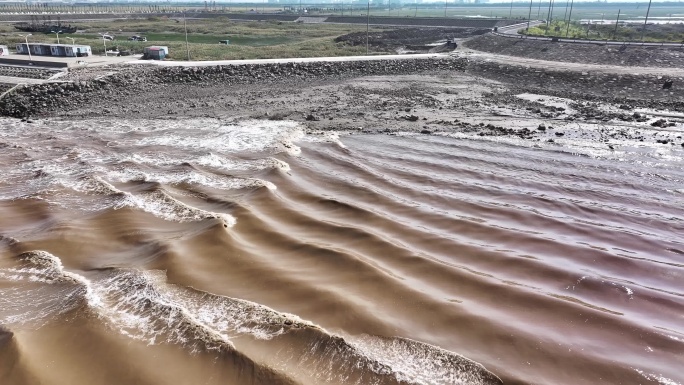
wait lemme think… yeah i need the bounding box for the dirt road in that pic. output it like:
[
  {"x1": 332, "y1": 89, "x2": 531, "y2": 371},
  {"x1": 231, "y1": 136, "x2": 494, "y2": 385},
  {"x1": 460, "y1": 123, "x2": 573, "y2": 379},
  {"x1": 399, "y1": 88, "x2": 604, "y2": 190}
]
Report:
[{"x1": 455, "y1": 46, "x2": 682, "y2": 77}]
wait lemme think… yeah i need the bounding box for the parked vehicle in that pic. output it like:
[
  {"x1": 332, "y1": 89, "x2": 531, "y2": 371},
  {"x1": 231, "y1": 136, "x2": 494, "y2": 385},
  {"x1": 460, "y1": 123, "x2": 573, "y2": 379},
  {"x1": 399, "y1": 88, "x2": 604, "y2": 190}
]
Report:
[{"x1": 142, "y1": 46, "x2": 168, "y2": 60}]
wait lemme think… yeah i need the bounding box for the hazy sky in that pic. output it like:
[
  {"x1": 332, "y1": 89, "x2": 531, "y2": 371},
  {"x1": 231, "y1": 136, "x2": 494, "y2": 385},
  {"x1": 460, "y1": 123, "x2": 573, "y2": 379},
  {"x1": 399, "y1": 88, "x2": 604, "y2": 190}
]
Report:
[
  {"x1": 487, "y1": 0, "x2": 681, "y2": 2},
  {"x1": 151, "y1": 0, "x2": 682, "y2": 2}
]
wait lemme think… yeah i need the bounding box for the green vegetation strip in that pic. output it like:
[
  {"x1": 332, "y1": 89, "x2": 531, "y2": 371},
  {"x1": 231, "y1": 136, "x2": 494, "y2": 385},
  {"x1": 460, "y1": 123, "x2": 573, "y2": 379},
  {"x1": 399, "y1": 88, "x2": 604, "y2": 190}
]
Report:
[{"x1": 521, "y1": 21, "x2": 684, "y2": 43}]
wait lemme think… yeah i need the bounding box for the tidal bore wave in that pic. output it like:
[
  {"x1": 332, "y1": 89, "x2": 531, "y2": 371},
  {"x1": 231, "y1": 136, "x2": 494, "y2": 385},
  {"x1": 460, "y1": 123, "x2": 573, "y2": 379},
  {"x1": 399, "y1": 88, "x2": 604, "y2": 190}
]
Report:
[{"x1": 0, "y1": 118, "x2": 682, "y2": 385}]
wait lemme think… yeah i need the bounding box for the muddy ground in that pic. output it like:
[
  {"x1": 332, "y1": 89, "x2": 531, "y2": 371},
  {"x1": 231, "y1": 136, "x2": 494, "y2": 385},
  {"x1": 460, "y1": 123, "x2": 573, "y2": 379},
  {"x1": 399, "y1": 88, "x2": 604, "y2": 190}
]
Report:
[
  {"x1": 464, "y1": 34, "x2": 684, "y2": 68},
  {"x1": 1, "y1": 54, "x2": 682, "y2": 149}
]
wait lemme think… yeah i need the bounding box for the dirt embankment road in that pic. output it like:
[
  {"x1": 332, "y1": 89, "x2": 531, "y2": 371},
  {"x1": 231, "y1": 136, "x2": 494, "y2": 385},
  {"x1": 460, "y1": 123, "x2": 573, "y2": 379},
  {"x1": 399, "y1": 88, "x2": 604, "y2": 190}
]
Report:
[
  {"x1": 463, "y1": 34, "x2": 684, "y2": 69},
  {"x1": 455, "y1": 47, "x2": 684, "y2": 77}
]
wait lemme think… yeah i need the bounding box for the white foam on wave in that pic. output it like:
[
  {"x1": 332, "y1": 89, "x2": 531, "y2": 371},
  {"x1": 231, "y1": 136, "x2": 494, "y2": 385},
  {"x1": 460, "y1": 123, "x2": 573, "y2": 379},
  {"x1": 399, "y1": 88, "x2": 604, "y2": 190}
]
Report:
[
  {"x1": 134, "y1": 120, "x2": 304, "y2": 156},
  {"x1": 1, "y1": 250, "x2": 501, "y2": 384},
  {"x1": 70, "y1": 146, "x2": 287, "y2": 177},
  {"x1": 166, "y1": 286, "x2": 312, "y2": 341},
  {"x1": 634, "y1": 369, "x2": 682, "y2": 385},
  {"x1": 349, "y1": 335, "x2": 501, "y2": 385},
  {"x1": 566, "y1": 275, "x2": 635, "y2": 300},
  {"x1": 0, "y1": 254, "x2": 231, "y2": 351},
  {"x1": 116, "y1": 190, "x2": 237, "y2": 227},
  {"x1": 119, "y1": 152, "x2": 290, "y2": 173},
  {"x1": 0, "y1": 119, "x2": 304, "y2": 201},
  {"x1": 0, "y1": 251, "x2": 312, "y2": 352},
  {"x1": 48, "y1": 175, "x2": 237, "y2": 226},
  {"x1": 0, "y1": 251, "x2": 103, "y2": 327},
  {"x1": 301, "y1": 131, "x2": 348, "y2": 149},
  {"x1": 0, "y1": 118, "x2": 301, "y2": 222},
  {"x1": 195, "y1": 154, "x2": 291, "y2": 173},
  {"x1": 105, "y1": 168, "x2": 268, "y2": 191},
  {"x1": 91, "y1": 269, "x2": 234, "y2": 350},
  {"x1": 217, "y1": 120, "x2": 304, "y2": 156}
]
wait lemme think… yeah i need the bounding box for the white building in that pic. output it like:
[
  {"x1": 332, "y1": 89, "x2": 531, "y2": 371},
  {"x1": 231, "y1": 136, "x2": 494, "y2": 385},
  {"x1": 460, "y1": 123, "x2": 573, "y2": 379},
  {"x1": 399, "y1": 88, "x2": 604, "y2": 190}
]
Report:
[
  {"x1": 16, "y1": 43, "x2": 92, "y2": 57},
  {"x1": 49, "y1": 44, "x2": 92, "y2": 57}
]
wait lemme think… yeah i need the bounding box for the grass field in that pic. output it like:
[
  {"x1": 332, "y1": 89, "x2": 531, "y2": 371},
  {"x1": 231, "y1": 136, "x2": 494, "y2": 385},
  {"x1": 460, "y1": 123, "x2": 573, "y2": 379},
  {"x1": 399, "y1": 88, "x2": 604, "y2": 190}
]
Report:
[
  {"x1": 1, "y1": 2, "x2": 683, "y2": 20},
  {"x1": 1, "y1": 2, "x2": 682, "y2": 59},
  {"x1": 0, "y1": 18, "x2": 376, "y2": 60}
]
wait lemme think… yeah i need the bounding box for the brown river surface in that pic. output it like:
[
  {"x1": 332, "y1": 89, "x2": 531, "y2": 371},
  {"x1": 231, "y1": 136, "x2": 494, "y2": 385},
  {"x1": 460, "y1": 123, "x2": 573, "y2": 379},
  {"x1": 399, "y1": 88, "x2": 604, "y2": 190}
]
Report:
[{"x1": 0, "y1": 117, "x2": 683, "y2": 385}]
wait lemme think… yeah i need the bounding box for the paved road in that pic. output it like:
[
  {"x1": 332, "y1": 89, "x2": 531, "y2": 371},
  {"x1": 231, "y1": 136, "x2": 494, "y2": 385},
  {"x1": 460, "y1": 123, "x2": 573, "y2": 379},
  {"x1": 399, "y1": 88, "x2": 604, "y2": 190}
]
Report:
[
  {"x1": 494, "y1": 21, "x2": 684, "y2": 48},
  {"x1": 131, "y1": 53, "x2": 448, "y2": 67}
]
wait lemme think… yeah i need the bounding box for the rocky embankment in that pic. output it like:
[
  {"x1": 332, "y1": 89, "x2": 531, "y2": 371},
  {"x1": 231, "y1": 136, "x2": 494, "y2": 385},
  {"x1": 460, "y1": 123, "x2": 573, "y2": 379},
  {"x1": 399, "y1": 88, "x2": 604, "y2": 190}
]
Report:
[
  {"x1": 0, "y1": 83, "x2": 13, "y2": 94},
  {"x1": 465, "y1": 34, "x2": 684, "y2": 68},
  {"x1": 0, "y1": 58, "x2": 465, "y2": 118}
]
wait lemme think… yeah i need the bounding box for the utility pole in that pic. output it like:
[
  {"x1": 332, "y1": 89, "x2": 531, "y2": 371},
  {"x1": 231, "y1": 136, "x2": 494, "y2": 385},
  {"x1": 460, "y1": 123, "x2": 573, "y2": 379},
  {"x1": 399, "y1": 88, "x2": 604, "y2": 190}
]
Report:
[
  {"x1": 366, "y1": 0, "x2": 370, "y2": 55},
  {"x1": 613, "y1": 9, "x2": 621, "y2": 39},
  {"x1": 19, "y1": 34, "x2": 32, "y2": 60},
  {"x1": 537, "y1": 0, "x2": 541, "y2": 18},
  {"x1": 545, "y1": 0, "x2": 552, "y2": 35},
  {"x1": 509, "y1": 0, "x2": 513, "y2": 19},
  {"x1": 526, "y1": 0, "x2": 533, "y2": 35},
  {"x1": 98, "y1": 33, "x2": 108, "y2": 57},
  {"x1": 564, "y1": 0, "x2": 573, "y2": 37},
  {"x1": 444, "y1": 0, "x2": 447, "y2": 17},
  {"x1": 51, "y1": 30, "x2": 62, "y2": 44},
  {"x1": 184, "y1": 11, "x2": 190, "y2": 61},
  {"x1": 641, "y1": 0, "x2": 653, "y2": 42}
]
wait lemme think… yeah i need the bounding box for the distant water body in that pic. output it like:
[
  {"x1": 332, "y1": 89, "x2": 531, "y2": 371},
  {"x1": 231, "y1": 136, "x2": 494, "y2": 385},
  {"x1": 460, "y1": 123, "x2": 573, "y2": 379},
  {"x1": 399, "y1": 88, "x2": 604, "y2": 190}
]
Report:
[{"x1": 1, "y1": 117, "x2": 682, "y2": 385}]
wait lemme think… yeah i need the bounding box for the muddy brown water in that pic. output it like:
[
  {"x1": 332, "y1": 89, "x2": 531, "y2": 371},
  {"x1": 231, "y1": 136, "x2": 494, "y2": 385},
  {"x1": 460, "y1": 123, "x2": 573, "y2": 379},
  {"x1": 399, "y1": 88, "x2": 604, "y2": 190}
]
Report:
[{"x1": 0, "y1": 117, "x2": 682, "y2": 385}]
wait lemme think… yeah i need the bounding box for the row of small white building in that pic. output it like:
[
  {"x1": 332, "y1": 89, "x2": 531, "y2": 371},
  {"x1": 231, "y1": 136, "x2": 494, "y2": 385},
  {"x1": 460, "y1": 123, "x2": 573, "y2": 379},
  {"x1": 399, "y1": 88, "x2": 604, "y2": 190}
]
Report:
[{"x1": 0, "y1": 43, "x2": 92, "y2": 57}]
